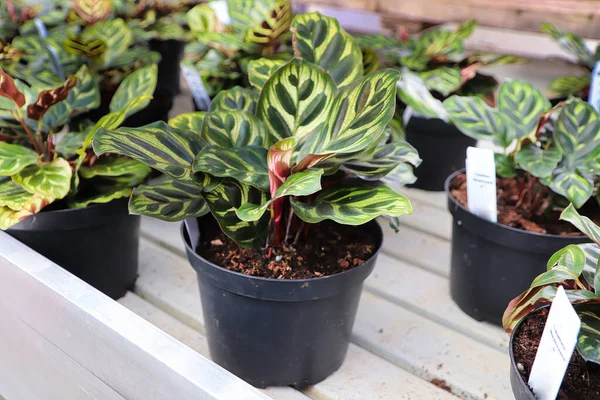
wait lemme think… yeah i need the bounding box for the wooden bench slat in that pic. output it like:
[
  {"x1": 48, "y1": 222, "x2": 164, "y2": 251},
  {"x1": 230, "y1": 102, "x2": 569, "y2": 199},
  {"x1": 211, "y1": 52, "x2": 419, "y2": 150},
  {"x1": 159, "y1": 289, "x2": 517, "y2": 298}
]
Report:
[
  {"x1": 135, "y1": 239, "x2": 510, "y2": 399},
  {"x1": 366, "y1": 253, "x2": 508, "y2": 351},
  {"x1": 354, "y1": 292, "x2": 511, "y2": 400},
  {"x1": 121, "y1": 291, "x2": 458, "y2": 400}
]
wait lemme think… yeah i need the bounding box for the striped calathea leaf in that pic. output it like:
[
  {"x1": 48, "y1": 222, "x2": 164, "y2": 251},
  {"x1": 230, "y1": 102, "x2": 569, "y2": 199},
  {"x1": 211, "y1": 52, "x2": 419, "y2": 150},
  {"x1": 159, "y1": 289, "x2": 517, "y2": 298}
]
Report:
[
  {"x1": 0, "y1": 142, "x2": 38, "y2": 176},
  {"x1": 247, "y1": 58, "x2": 287, "y2": 90},
  {"x1": 244, "y1": 0, "x2": 292, "y2": 51},
  {"x1": 209, "y1": 86, "x2": 260, "y2": 114},
  {"x1": 541, "y1": 23, "x2": 595, "y2": 68},
  {"x1": 497, "y1": 80, "x2": 551, "y2": 141},
  {"x1": 78, "y1": 19, "x2": 133, "y2": 68},
  {"x1": 93, "y1": 121, "x2": 205, "y2": 181},
  {"x1": 291, "y1": 12, "x2": 363, "y2": 88},
  {"x1": 168, "y1": 112, "x2": 205, "y2": 134},
  {"x1": 12, "y1": 158, "x2": 72, "y2": 200},
  {"x1": 291, "y1": 185, "x2": 412, "y2": 225},
  {"x1": 109, "y1": 65, "x2": 158, "y2": 113},
  {"x1": 397, "y1": 69, "x2": 448, "y2": 120},
  {"x1": 0, "y1": 191, "x2": 55, "y2": 230},
  {"x1": 545, "y1": 100, "x2": 600, "y2": 208},
  {"x1": 201, "y1": 111, "x2": 270, "y2": 147},
  {"x1": 129, "y1": 178, "x2": 209, "y2": 222},
  {"x1": 549, "y1": 75, "x2": 591, "y2": 97},
  {"x1": 419, "y1": 67, "x2": 462, "y2": 97},
  {"x1": 504, "y1": 205, "x2": 600, "y2": 364}
]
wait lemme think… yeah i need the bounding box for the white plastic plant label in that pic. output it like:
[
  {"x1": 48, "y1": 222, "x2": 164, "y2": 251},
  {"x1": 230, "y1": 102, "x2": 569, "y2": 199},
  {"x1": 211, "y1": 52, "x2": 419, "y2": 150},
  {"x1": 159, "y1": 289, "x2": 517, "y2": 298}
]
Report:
[
  {"x1": 528, "y1": 286, "x2": 581, "y2": 400},
  {"x1": 465, "y1": 146, "x2": 497, "y2": 223},
  {"x1": 181, "y1": 64, "x2": 211, "y2": 111},
  {"x1": 589, "y1": 61, "x2": 600, "y2": 112},
  {"x1": 209, "y1": 0, "x2": 231, "y2": 25}
]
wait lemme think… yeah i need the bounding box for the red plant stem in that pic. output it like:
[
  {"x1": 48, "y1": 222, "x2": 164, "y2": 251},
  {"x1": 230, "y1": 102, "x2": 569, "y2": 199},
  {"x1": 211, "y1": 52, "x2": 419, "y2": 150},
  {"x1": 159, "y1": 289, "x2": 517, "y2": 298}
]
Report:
[
  {"x1": 47, "y1": 134, "x2": 53, "y2": 161},
  {"x1": 17, "y1": 118, "x2": 42, "y2": 154},
  {"x1": 284, "y1": 207, "x2": 294, "y2": 243},
  {"x1": 293, "y1": 221, "x2": 304, "y2": 245},
  {"x1": 271, "y1": 197, "x2": 285, "y2": 246}
]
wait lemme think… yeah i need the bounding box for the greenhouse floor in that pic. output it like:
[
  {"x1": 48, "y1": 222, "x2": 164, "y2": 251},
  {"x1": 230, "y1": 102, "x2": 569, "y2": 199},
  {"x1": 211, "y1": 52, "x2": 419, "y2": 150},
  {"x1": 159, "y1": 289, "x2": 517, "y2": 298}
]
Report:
[{"x1": 120, "y1": 188, "x2": 510, "y2": 400}]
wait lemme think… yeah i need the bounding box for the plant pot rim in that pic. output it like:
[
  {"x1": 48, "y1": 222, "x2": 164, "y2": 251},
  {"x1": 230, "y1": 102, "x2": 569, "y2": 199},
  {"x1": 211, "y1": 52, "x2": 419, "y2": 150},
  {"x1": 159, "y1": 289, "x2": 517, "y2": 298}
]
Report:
[
  {"x1": 7, "y1": 198, "x2": 128, "y2": 232},
  {"x1": 180, "y1": 219, "x2": 383, "y2": 284},
  {"x1": 445, "y1": 169, "x2": 586, "y2": 240},
  {"x1": 509, "y1": 308, "x2": 547, "y2": 400}
]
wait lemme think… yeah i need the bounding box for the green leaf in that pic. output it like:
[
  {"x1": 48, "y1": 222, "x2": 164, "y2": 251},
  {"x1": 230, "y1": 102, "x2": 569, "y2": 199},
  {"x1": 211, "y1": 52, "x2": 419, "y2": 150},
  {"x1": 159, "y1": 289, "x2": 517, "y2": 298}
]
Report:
[
  {"x1": 201, "y1": 180, "x2": 269, "y2": 248},
  {"x1": 0, "y1": 193, "x2": 55, "y2": 230},
  {"x1": 341, "y1": 141, "x2": 421, "y2": 181},
  {"x1": 78, "y1": 157, "x2": 150, "y2": 183},
  {"x1": 497, "y1": 80, "x2": 550, "y2": 140},
  {"x1": 443, "y1": 95, "x2": 503, "y2": 143},
  {"x1": 256, "y1": 58, "x2": 336, "y2": 144},
  {"x1": 495, "y1": 153, "x2": 516, "y2": 178},
  {"x1": 168, "y1": 112, "x2": 205, "y2": 134},
  {"x1": 541, "y1": 23, "x2": 594, "y2": 68},
  {"x1": 129, "y1": 178, "x2": 209, "y2": 222},
  {"x1": 68, "y1": 186, "x2": 132, "y2": 208},
  {"x1": 236, "y1": 169, "x2": 323, "y2": 221},
  {"x1": 209, "y1": 87, "x2": 259, "y2": 114},
  {"x1": 515, "y1": 145, "x2": 562, "y2": 179},
  {"x1": 201, "y1": 111, "x2": 270, "y2": 148},
  {"x1": 354, "y1": 34, "x2": 401, "y2": 51},
  {"x1": 244, "y1": 0, "x2": 292, "y2": 48},
  {"x1": 576, "y1": 304, "x2": 600, "y2": 364},
  {"x1": 186, "y1": 4, "x2": 218, "y2": 33},
  {"x1": 109, "y1": 65, "x2": 158, "y2": 113},
  {"x1": 302, "y1": 69, "x2": 400, "y2": 157},
  {"x1": 248, "y1": 58, "x2": 287, "y2": 90},
  {"x1": 419, "y1": 67, "x2": 462, "y2": 97},
  {"x1": 291, "y1": 185, "x2": 412, "y2": 225},
  {"x1": 192, "y1": 146, "x2": 269, "y2": 191},
  {"x1": 548, "y1": 168, "x2": 594, "y2": 208},
  {"x1": 12, "y1": 158, "x2": 72, "y2": 199},
  {"x1": 291, "y1": 12, "x2": 363, "y2": 88},
  {"x1": 530, "y1": 244, "x2": 587, "y2": 287},
  {"x1": 397, "y1": 69, "x2": 448, "y2": 120},
  {"x1": 381, "y1": 163, "x2": 417, "y2": 187},
  {"x1": 93, "y1": 121, "x2": 204, "y2": 181},
  {"x1": 81, "y1": 19, "x2": 133, "y2": 67},
  {"x1": 455, "y1": 20, "x2": 478, "y2": 40},
  {"x1": 561, "y1": 204, "x2": 600, "y2": 246},
  {"x1": 549, "y1": 75, "x2": 590, "y2": 97},
  {"x1": 0, "y1": 142, "x2": 39, "y2": 176},
  {"x1": 362, "y1": 47, "x2": 380, "y2": 75},
  {"x1": 554, "y1": 99, "x2": 600, "y2": 171},
  {"x1": 68, "y1": 64, "x2": 101, "y2": 115},
  {"x1": 0, "y1": 179, "x2": 30, "y2": 210}
]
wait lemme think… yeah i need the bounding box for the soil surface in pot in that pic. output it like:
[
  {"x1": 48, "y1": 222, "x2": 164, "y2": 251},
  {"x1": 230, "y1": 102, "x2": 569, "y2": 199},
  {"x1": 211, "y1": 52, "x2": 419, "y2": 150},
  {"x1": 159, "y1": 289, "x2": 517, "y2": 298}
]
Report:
[
  {"x1": 513, "y1": 308, "x2": 600, "y2": 399},
  {"x1": 450, "y1": 173, "x2": 600, "y2": 235},
  {"x1": 197, "y1": 220, "x2": 376, "y2": 279}
]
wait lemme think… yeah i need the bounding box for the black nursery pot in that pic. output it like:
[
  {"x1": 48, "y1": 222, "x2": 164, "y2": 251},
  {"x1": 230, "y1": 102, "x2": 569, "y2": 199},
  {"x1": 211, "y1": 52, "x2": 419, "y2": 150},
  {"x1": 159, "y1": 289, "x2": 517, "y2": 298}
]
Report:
[
  {"x1": 182, "y1": 219, "x2": 383, "y2": 389},
  {"x1": 445, "y1": 170, "x2": 589, "y2": 325},
  {"x1": 509, "y1": 315, "x2": 536, "y2": 400},
  {"x1": 7, "y1": 199, "x2": 140, "y2": 299},
  {"x1": 150, "y1": 39, "x2": 185, "y2": 97},
  {"x1": 406, "y1": 116, "x2": 476, "y2": 191}
]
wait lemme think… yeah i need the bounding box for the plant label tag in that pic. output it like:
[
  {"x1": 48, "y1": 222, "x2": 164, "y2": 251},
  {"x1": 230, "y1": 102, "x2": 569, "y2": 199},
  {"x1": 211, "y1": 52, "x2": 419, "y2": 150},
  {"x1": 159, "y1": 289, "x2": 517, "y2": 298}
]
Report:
[
  {"x1": 181, "y1": 64, "x2": 211, "y2": 111},
  {"x1": 528, "y1": 286, "x2": 581, "y2": 400},
  {"x1": 589, "y1": 61, "x2": 600, "y2": 112},
  {"x1": 209, "y1": 0, "x2": 231, "y2": 25},
  {"x1": 465, "y1": 146, "x2": 497, "y2": 223}
]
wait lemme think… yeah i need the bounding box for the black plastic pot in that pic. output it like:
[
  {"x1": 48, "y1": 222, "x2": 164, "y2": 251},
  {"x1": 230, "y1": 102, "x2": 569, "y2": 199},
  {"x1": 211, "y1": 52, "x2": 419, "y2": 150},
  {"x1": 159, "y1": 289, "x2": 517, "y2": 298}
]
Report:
[
  {"x1": 150, "y1": 39, "x2": 185, "y2": 97},
  {"x1": 182, "y1": 218, "x2": 383, "y2": 389},
  {"x1": 445, "y1": 170, "x2": 589, "y2": 325},
  {"x1": 406, "y1": 116, "x2": 476, "y2": 191},
  {"x1": 6, "y1": 199, "x2": 140, "y2": 299},
  {"x1": 509, "y1": 314, "x2": 536, "y2": 400}
]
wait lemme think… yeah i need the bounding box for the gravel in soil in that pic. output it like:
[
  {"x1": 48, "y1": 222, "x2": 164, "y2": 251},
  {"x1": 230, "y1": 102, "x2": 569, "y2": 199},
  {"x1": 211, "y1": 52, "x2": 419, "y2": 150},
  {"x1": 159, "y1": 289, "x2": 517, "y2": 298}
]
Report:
[
  {"x1": 513, "y1": 308, "x2": 600, "y2": 399},
  {"x1": 197, "y1": 219, "x2": 377, "y2": 279}
]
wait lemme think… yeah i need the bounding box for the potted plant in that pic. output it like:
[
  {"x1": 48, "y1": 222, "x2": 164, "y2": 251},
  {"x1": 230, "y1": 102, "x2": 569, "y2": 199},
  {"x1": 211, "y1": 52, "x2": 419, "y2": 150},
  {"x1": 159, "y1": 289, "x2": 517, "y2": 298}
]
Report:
[
  {"x1": 357, "y1": 21, "x2": 523, "y2": 190},
  {"x1": 542, "y1": 23, "x2": 595, "y2": 100},
  {"x1": 182, "y1": 0, "x2": 292, "y2": 108},
  {"x1": 444, "y1": 80, "x2": 599, "y2": 325},
  {"x1": 0, "y1": 64, "x2": 157, "y2": 299},
  {"x1": 503, "y1": 205, "x2": 600, "y2": 399},
  {"x1": 0, "y1": 0, "x2": 70, "y2": 40},
  {"x1": 92, "y1": 12, "x2": 420, "y2": 387}
]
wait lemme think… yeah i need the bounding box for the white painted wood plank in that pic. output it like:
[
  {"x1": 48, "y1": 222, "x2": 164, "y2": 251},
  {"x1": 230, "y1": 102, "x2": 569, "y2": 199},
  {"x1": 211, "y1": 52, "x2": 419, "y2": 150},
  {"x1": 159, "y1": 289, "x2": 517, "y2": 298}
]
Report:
[
  {"x1": 0, "y1": 232, "x2": 271, "y2": 400},
  {"x1": 389, "y1": 195, "x2": 452, "y2": 240},
  {"x1": 381, "y1": 223, "x2": 451, "y2": 278},
  {"x1": 397, "y1": 187, "x2": 447, "y2": 210},
  {"x1": 119, "y1": 293, "x2": 309, "y2": 400},
  {"x1": 365, "y1": 253, "x2": 508, "y2": 351},
  {"x1": 0, "y1": 303, "x2": 125, "y2": 400},
  {"x1": 135, "y1": 239, "x2": 509, "y2": 400},
  {"x1": 354, "y1": 292, "x2": 511, "y2": 400},
  {"x1": 134, "y1": 241, "x2": 463, "y2": 399}
]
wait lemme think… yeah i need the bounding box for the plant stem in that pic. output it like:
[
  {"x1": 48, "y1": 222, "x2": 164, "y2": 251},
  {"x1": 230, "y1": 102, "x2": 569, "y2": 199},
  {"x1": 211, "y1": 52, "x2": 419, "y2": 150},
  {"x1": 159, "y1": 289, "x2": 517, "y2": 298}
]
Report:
[
  {"x1": 284, "y1": 207, "x2": 294, "y2": 243},
  {"x1": 293, "y1": 221, "x2": 304, "y2": 245},
  {"x1": 13, "y1": 110, "x2": 42, "y2": 154}
]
